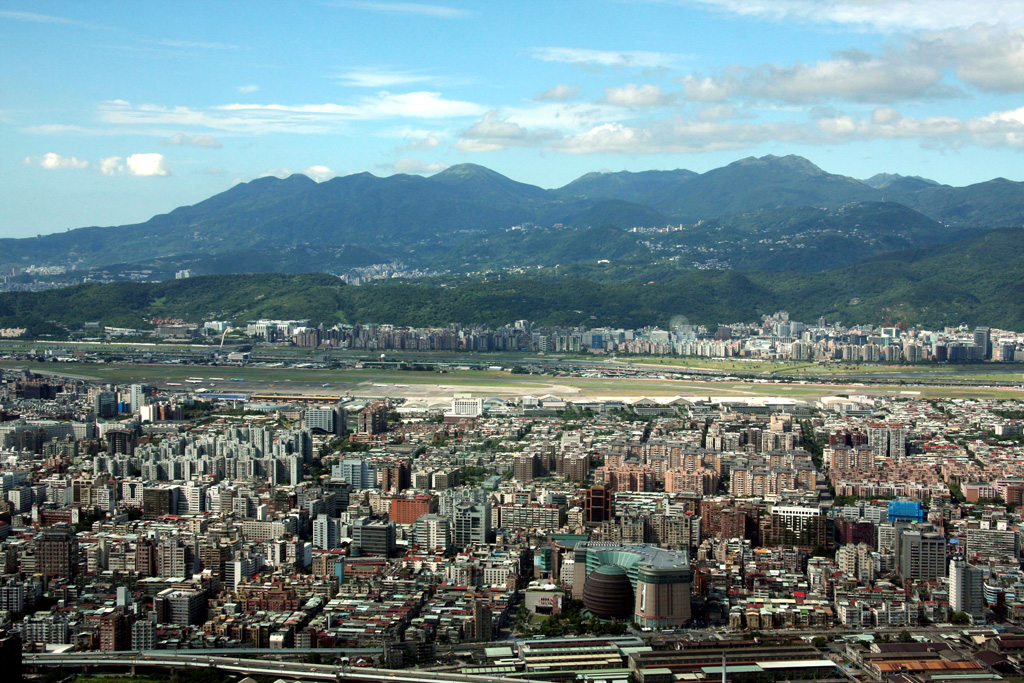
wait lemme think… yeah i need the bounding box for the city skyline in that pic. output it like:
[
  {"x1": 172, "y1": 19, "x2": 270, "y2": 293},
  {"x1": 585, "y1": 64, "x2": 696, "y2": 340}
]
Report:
[{"x1": 7, "y1": 0, "x2": 1024, "y2": 237}]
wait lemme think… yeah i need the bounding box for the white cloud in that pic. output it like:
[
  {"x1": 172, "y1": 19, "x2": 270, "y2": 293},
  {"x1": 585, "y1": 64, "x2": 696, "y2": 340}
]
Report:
[
  {"x1": 680, "y1": 50, "x2": 954, "y2": 104},
  {"x1": 165, "y1": 133, "x2": 223, "y2": 148},
  {"x1": 531, "y1": 47, "x2": 689, "y2": 70},
  {"x1": 393, "y1": 158, "x2": 449, "y2": 174},
  {"x1": 334, "y1": 68, "x2": 433, "y2": 88},
  {"x1": 914, "y1": 26, "x2": 1024, "y2": 92},
  {"x1": 23, "y1": 152, "x2": 89, "y2": 170},
  {"x1": 550, "y1": 114, "x2": 817, "y2": 154},
  {"x1": 125, "y1": 153, "x2": 171, "y2": 176},
  {"x1": 404, "y1": 131, "x2": 443, "y2": 150},
  {"x1": 99, "y1": 156, "x2": 124, "y2": 175},
  {"x1": 602, "y1": 83, "x2": 675, "y2": 108},
  {"x1": 329, "y1": 2, "x2": 467, "y2": 18},
  {"x1": 237, "y1": 84, "x2": 259, "y2": 94},
  {"x1": 498, "y1": 101, "x2": 629, "y2": 134},
  {"x1": 302, "y1": 165, "x2": 336, "y2": 182},
  {"x1": 455, "y1": 110, "x2": 559, "y2": 152},
  {"x1": 97, "y1": 93, "x2": 487, "y2": 135},
  {"x1": 534, "y1": 83, "x2": 581, "y2": 102},
  {"x1": 697, "y1": 104, "x2": 738, "y2": 121},
  {"x1": 537, "y1": 101, "x2": 1024, "y2": 155},
  {"x1": 681, "y1": 0, "x2": 1024, "y2": 32}
]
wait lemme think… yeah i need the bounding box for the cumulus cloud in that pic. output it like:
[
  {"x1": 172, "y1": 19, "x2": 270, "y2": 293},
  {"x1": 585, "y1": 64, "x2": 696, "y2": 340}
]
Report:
[
  {"x1": 914, "y1": 26, "x2": 1024, "y2": 92},
  {"x1": 404, "y1": 131, "x2": 443, "y2": 150},
  {"x1": 165, "y1": 133, "x2": 223, "y2": 148},
  {"x1": 552, "y1": 118, "x2": 796, "y2": 154},
  {"x1": 534, "y1": 83, "x2": 581, "y2": 102},
  {"x1": 99, "y1": 156, "x2": 124, "y2": 175},
  {"x1": 679, "y1": 50, "x2": 955, "y2": 104},
  {"x1": 237, "y1": 84, "x2": 259, "y2": 94},
  {"x1": 125, "y1": 153, "x2": 171, "y2": 176},
  {"x1": 393, "y1": 158, "x2": 449, "y2": 174},
  {"x1": 602, "y1": 83, "x2": 675, "y2": 108},
  {"x1": 23, "y1": 152, "x2": 89, "y2": 169},
  {"x1": 682, "y1": 0, "x2": 1024, "y2": 32},
  {"x1": 531, "y1": 47, "x2": 689, "y2": 70},
  {"x1": 455, "y1": 110, "x2": 559, "y2": 152},
  {"x1": 302, "y1": 165, "x2": 336, "y2": 182}
]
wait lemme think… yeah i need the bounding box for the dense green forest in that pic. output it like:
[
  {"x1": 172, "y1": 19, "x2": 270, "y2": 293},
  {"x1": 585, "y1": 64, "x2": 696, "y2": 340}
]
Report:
[{"x1": 2, "y1": 227, "x2": 1022, "y2": 333}]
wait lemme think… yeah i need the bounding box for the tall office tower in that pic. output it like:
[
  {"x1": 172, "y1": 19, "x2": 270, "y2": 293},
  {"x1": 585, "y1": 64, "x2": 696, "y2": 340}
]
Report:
[
  {"x1": 973, "y1": 327, "x2": 992, "y2": 359},
  {"x1": 949, "y1": 557, "x2": 985, "y2": 620},
  {"x1": 453, "y1": 501, "x2": 491, "y2": 546},
  {"x1": 896, "y1": 526, "x2": 946, "y2": 580}
]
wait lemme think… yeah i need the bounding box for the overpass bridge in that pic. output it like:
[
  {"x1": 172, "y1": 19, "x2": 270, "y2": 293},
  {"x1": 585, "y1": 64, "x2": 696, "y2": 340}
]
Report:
[{"x1": 24, "y1": 650, "x2": 545, "y2": 683}]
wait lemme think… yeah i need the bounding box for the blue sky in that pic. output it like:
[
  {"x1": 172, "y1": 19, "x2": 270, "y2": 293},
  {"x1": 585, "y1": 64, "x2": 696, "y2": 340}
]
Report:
[{"x1": 6, "y1": 0, "x2": 1024, "y2": 237}]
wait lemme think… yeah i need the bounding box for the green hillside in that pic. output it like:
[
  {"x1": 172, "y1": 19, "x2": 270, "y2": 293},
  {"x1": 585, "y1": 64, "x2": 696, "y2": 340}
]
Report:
[{"x1": 2, "y1": 228, "x2": 1022, "y2": 333}]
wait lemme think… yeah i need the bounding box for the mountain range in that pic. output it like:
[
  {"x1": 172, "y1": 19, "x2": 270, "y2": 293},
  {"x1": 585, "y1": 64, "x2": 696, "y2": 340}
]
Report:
[{"x1": 5, "y1": 154, "x2": 1024, "y2": 277}]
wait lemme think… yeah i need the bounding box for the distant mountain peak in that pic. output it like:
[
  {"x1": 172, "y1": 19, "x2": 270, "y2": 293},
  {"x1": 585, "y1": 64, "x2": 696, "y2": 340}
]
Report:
[
  {"x1": 862, "y1": 172, "x2": 939, "y2": 190},
  {"x1": 432, "y1": 163, "x2": 508, "y2": 181},
  {"x1": 724, "y1": 154, "x2": 828, "y2": 176}
]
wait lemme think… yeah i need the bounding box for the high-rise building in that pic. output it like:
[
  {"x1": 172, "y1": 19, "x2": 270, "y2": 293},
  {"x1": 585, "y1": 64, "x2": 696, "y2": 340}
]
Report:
[
  {"x1": 469, "y1": 599, "x2": 493, "y2": 642},
  {"x1": 142, "y1": 486, "x2": 177, "y2": 519},
  {"x1": 390, "y1": 494, "x2": 436, "y2": 524},
  {"x1": 304, "y1": 405, "x2": 346, "y2": 434},
  {"x1": 584, "y1": 486, "x2": 613, "y2": 524},
  {"x1": 974, "y1": 327, "x2": 992, "y2": 360},
  {"x1": 129, "y1": 384, "x2": 146, "y2": 413},
  {"x1": 356, "y1": 401, "x2": 389, "y2": 435},
  {"x1": 351, "y1": 518, "x2": 396, "y2": 556},
  {"x1": 413, "y1": 514, "x2": 451, "y2": 552},
  {"x1": 966, "y1": 527, "x2": 1019, "y2": 561},
  {"x1": 453, "y1": 501, "x2": 490, "y2": 546},
  {"x1": 131, "y1": 614, "x2": 157, "y2": 650},
  {"x1": 896, "y1": 526, "x2": 946, "y2": 580},
  {"x1": 36, "y1": 524, "x2": 78, "y2": 578},
  {"x1": 333, "y1": 459, "x2": 376, "y2": 489},
  {"x1": 766, "y1": 506, "x2": 828, "y2": 550},
  {"x1": 313, "y1": 514, "x2": 341, "y2": 550},
  {"x1": 93, "y1": 391, "x2": 117, "y2": 418},
  {"x1": 381, "y1": 461, "x2": 412, "y2": 494},
  {"x1": 88, "y1": 606, "x2": 132, "y2": 652},
  {"x1": 513, "y1": 454, "x2": 537, "y2": 482},
  {"x1": 949, "y1": 557, "x2": 985, "y2": 620},
  {"x1": 867, "y1": 424, "x2": 907, "y2": 460},
  {"x1": 153, "y1": 589, "x2": 206, "y2": 626}
]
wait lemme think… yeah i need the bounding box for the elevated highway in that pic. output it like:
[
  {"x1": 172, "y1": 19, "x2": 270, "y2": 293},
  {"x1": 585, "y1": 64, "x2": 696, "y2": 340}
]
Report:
[{"x1": 24, "y1": 650, "x2": 545, "y2": 683}]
